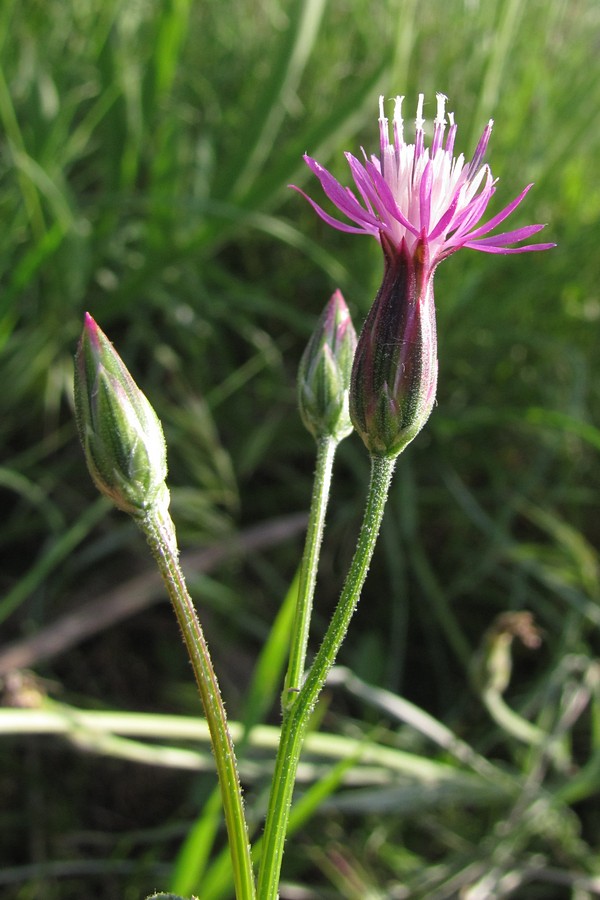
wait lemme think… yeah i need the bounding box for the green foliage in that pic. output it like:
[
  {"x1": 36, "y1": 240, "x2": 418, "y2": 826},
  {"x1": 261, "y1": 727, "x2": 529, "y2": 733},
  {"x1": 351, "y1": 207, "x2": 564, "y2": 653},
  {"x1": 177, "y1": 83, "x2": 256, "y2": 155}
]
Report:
[{"x1": 1, "y1": 0, "x2": 600, "y2": 897}]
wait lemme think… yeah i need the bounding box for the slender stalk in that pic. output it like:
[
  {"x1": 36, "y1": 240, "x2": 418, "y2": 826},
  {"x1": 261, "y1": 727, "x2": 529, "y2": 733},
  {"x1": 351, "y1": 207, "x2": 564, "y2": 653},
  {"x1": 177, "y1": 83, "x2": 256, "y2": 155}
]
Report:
[
  {"x1": 139, "y1": 505, "x2": 256, "y2": 900},
  {"x1": 282, "y1": 435, "x2": 337, "y2": 710},
  {"x1": 257, "y1": 454, "x2": 396, "y2": 899},
  {"x1": 482, "y1": 687, "x2": 570, "y2": 770}
]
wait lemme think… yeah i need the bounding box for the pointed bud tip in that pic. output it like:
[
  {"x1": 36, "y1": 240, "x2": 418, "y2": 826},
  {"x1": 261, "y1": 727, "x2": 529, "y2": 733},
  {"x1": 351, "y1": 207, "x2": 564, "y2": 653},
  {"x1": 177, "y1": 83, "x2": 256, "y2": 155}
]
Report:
[
  {"x1": 324, "y1": 289, "x2": 351, "y2": 335},
  {"x1": 83, "y1": 311, "x2": 98, "y2": 333},
  {"x1": 330, "y1": 288, "x2": 350, "y2": 318},
  {"x1": 81, "y1": 311, "x2": 101, "y2": 351}
]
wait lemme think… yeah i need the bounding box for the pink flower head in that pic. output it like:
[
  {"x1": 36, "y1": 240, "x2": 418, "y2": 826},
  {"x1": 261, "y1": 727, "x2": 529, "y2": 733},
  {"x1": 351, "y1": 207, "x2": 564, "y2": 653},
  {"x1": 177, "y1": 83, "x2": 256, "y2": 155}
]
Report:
[{"x1": 293, "y1": 93, "x2": 555, "y2": 268}]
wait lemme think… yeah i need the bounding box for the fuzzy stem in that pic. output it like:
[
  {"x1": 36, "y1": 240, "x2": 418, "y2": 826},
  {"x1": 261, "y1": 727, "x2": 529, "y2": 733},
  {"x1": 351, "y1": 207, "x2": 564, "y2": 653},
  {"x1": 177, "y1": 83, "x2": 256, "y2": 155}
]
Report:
[
  {"x1": 140, "y1": 506, "x2": 255, "y2": 900},
  {"x1": 257, "y1": 454, "x2": 396, "y2": 899},
  {"x1": 282, "y1": 436, "x2": 337, "y2": 711}
]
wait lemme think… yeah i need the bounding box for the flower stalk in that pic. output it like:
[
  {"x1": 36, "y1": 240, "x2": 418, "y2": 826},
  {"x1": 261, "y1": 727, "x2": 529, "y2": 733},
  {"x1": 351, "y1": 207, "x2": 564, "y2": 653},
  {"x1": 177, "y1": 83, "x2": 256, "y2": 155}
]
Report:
[
  {"x1": 282, "y1": 434, "x2": 337, "y2": 710},
  {"x1": 140, "y1": 507, "x2": 256, "y2": 900},
  {"x1": 258, "y1": 453, "x2": 396, "y2": 899}
]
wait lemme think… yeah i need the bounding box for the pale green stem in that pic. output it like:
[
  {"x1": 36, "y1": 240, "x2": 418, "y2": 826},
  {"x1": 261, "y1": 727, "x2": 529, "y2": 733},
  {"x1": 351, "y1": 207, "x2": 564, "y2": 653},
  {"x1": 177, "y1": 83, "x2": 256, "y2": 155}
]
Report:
[
  {"x1": 282, "y1": 435, "x2": 337, "y2": 711},
  {"x1": 139, "y1": 505, "x2": 256, "y2": 900},
  {"x1": 257, "y1": 454, "x2": 396, "y2": 899},
  {"x1": 482, "y1": 687, "x2": 569, "y2": 769},
  {"x1": 482, "y1": 687, "x2": 546, "y2": 747}
]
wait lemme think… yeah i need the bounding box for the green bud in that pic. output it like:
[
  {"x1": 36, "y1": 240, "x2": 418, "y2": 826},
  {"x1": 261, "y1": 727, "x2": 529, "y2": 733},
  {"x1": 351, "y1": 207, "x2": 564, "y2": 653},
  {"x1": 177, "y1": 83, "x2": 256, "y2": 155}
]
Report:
[
  {"x1": 350, "y1": 236, "x2": 438, "y2": 458},
  {"x1": 74, "y1": 313, "x2": 169, "y2": 516},
  {"x1": 297, "y1": 290, "x2": 357, "y2": 442}
]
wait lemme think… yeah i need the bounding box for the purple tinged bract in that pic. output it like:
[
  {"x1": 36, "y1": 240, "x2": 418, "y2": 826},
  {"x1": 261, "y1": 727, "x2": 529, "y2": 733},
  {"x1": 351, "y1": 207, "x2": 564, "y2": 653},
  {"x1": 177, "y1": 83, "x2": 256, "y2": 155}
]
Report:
[{"x1": 350, "y1": 234, "x2": 438, "y2": 457}]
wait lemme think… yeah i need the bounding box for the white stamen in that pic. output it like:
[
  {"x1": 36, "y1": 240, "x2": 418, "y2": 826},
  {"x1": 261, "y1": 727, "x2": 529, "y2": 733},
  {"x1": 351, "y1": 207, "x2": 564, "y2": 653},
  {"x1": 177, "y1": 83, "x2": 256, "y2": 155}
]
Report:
[
  {"x1": 379, "y1": 95, "x2": 386, "y2": 121},
  {"x1": 393, "y1": 95, "x2": 404, "y2": 127},
  {"x1": 393, "y1": 95, "x2": 405, "y2": 145},
  {"x1": 415, "y1": 93, "x2": 425, "y2": 131},
  {"x1": 435, "y1": 93, "x2": 447, "y2": 126}
]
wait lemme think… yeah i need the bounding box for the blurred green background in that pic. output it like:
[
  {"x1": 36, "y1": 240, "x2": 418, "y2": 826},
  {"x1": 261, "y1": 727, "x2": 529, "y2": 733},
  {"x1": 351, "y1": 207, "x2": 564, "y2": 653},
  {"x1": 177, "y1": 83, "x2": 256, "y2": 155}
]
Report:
[{"x1": 1, "y1": 0, "x2": 600, "y2": 897}]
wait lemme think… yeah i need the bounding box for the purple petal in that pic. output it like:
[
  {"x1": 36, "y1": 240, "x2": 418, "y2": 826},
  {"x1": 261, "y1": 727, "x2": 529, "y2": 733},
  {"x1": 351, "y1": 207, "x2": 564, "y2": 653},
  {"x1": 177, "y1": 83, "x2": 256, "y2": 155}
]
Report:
[
  {"x1": 302, "y1": 155, "x2": 377, "y2": 225},
  {"x1": 464, "y1": 241, "x2": 557, "y2": 254},
  {"x1": 289, "y1": 186, "x2": 379, "y2": 235},
  {"x1": 467, "y1": 223, "x2": 549, "y2": 247},
  {"x1": 467, "y1": 120, "x2": 493, "y2": 176},
  {"x1": 464, "y1": 184, "x2": 534, "y2": 240},
  {"x1": 362, "y1": 159, "x2": 420, "y2": 237},
  {"x1": 345, "y1": 154, "x2": 383, "y2": 217},
  {"x1": 428, "y1": 189, "x2": 462, "y2": 240},
  {"x1": 419, "y1": 160, "x2": 433, "y2": 234},
  {"x1": 444, "y1": 122, "x2": 457, "y2": 157},
  {"x1": 448, "y1": 185, "x2": 497, "y2": 242}
]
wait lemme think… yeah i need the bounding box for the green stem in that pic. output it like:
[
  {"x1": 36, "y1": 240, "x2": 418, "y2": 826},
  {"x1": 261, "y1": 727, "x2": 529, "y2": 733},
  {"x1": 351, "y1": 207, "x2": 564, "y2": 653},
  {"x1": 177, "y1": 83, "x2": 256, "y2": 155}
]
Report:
[
  {"x1": 140, "y1": 505, "x2": 255, "y2": 900},
  {"x1": 257, "y1": 454, "x2": 396, "y2": 899},
  {"x1": 482, "y1": 687, "x2": 569, "y2": 769},
  {"x1": 282, "y1": 435, "x2": 337, "y2": 711}
]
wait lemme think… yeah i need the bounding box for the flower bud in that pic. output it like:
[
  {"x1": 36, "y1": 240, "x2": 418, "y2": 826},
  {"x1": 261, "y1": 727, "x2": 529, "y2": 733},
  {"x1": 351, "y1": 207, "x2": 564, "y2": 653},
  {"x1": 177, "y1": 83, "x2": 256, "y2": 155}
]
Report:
[
  {"x1": 349, "y1": 236, "x2": 438, "y2": 458},
  {"x1": 74, "y1": 313, "x2": 169, "y2": 516},
  {"x1": 297, "y1": 289, "x2": 357, "y2": 442}
]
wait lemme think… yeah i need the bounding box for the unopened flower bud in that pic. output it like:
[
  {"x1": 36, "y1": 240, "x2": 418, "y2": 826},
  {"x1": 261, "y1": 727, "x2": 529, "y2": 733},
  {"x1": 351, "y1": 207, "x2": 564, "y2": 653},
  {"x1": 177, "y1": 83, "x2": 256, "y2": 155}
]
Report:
[
  {"x1": 350, "y1": 236, "x2": 438, "y2": 458},
  {"x1": 74, "y1": 313, "x2": 169, "y2": 516},
  {"x1": 297, "y1": 289, "x2": 357, "y2": 442}
]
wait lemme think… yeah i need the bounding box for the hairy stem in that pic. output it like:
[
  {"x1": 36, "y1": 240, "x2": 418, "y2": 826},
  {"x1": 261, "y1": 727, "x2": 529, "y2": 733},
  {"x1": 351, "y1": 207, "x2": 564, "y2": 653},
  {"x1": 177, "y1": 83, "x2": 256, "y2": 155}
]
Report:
[
  {"x1": 257, "y1": 454, "x2": 396, "y2": 899},
  {"x1": 282, "y1": 436, "x2": 337, "y2": 710},
  {"x1": 140, "y1": 506, "x2": 255, "y2": 900}
]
